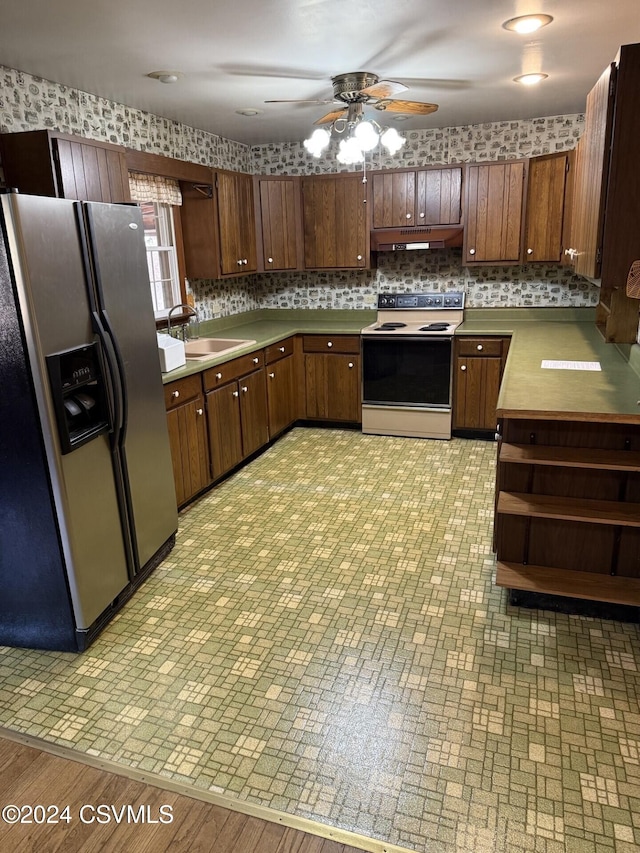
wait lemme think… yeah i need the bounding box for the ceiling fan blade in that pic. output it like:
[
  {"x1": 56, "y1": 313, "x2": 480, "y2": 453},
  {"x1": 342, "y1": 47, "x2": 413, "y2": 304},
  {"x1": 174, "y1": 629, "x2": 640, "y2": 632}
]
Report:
[
  {"x1": 314, "y1": 107, "x2": 348, "y2": 125},
  {"x1": 360, "y1": 79, "x2": 408, "y2": 99},
  {"x1": 265, "y1": 99, "x2": 335, "y2": 105},
  {"x1": 373, "y1": 99, "x2": 439, "y2": 115}
]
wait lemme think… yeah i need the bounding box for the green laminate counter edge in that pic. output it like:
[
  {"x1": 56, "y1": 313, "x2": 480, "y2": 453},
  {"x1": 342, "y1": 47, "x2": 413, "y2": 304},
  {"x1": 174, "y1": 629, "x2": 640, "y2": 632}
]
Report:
[
  {"x1": 456, "y1": 308, "x2": 640, "y2": 423},
  {"x1": 161, "y1": 309, "x2": 376, "y2": 383}
]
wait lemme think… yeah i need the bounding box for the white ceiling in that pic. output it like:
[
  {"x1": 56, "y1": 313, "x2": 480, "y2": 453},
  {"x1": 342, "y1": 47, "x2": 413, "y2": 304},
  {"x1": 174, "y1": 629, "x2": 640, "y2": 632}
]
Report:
[{"x1": 1, "y1": 0, "x2": 640, "y2": 147}]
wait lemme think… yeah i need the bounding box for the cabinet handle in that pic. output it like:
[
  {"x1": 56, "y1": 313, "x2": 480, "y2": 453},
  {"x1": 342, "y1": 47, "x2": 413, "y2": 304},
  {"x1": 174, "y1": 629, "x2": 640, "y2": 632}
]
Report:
[
  {"x1": 172, "y1": 390, "x2": 180, "y2": 398},
  {"x1": 269, "y1": 372, "x2": 275, "y2": 378},
  {"x1": 357, "y1": 254, "x2": 363, "y2": 261},
  {"x1": 196, "y1": 408, "x2": 203, "y2": 416},
  {"x1": 216, "y1": 372, "x2": 222, "y2": 380},
  {"x1": 243, "y1": 259, "x2": 248, "y2": 265},
  {"x1": 461, "y1": 365, "x2": 467, "y2": 371},
  {"x1": 476, "y1": 345, "x2": 483, "y2": 351},
  {"x1": 267, "y1": 257, "x2": 273, "y2": 263},
  {"x1": 327, "y1": 341, "x2": 333, "y2": 348},
  {"x1": 565, "y1": 248, "x2": 578, "y2": 259},
  {"x1": 237, "y1": 259, "x2": 243, "y2": 266},
  {"x1": 348, "y1": 362, "x2": 354, "y2": 368},
  {"x1": 469, "y1": 248, "x2": 476, "y2": 256},
  {"x1": 279, "y1": 346, "x2": 285, "y2": 352},
  {"x1": 527, "y1": 248, "x2": 533, "y2": 255},
  {"x1": 419, "y1": 212, "x2": 425, "y2": 218},
  {"x1": 252, "y1": 357, "x2": 259, "y2": 364},
  {"x1": 241, "y1": 386, "x2": 248, "y2": 393},
  {"x1": 406, "y1": 213, "x2": 412, "y2": 219},
  {"x1": 232, "y1": 390, "x2": 239, "y2": 397}
]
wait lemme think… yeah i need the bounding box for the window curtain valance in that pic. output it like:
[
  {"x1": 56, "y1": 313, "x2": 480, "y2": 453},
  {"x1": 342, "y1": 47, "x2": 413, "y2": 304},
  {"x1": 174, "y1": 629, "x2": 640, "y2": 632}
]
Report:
[{"x1": 128, "y1": 172, "x2": 182, "y2": 206}]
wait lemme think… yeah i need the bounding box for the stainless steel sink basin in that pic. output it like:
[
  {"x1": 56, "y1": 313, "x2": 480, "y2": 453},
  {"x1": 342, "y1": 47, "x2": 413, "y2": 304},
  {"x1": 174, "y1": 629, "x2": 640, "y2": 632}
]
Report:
[{"x1": 184, "y1": 337, "x2": 257, "y2": 360}]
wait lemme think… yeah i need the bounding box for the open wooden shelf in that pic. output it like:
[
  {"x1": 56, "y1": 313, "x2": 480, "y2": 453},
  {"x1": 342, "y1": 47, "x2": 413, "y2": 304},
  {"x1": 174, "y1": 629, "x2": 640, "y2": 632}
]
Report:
[
  {"x1": 497, "y1": 561, "x2": 640, "y2": 606},
  {"x1": 497, "y1": 491, "x2": 640, "y2": 527},
  {"x1": 499, "y1": 442, "x2": 640, "y2": 471}
]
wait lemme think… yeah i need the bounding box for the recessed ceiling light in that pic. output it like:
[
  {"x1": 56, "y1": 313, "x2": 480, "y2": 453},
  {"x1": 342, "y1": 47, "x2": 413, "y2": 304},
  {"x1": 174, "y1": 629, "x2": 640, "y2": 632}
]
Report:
[
  {"x1": 235, "y1": 108, "x2": 263, "y2": 117},
  {"x1": 393, "y1": 115, "x2": 410, "y2": 122},
  {"x1": 147, "y1": 71, "x2": 181, "y2": 84},
  {"x1": 502, "y1": 14, "x2": 553, "y2": 34},
  {"x1": 513, "y1": 72, "x2": 549, "y2": 85}
]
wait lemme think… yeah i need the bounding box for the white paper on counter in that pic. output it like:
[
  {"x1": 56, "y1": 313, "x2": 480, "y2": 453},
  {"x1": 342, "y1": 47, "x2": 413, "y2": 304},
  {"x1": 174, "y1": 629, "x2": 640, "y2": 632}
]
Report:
[{"x1": 540, "y1": 360, "x2": 602, "y2": 371}]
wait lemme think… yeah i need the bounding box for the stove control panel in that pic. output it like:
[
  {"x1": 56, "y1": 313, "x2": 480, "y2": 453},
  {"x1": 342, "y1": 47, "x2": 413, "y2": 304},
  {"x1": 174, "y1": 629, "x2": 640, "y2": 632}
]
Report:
[{"x1": 377, "y1": 292, "x2": 465, "y2": 310}]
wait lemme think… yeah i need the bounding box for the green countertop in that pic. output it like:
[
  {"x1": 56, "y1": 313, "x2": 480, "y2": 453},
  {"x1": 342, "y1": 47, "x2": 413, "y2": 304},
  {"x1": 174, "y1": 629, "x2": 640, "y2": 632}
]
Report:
[{"x1": 161, "y1": 306, "x2": 640, "y2": 423}]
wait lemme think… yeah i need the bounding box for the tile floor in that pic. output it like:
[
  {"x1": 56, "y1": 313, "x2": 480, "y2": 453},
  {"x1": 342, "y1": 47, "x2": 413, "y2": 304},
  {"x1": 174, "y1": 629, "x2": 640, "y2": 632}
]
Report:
[{"x1": 1, "y1": 428, "x2": 639, "y2": 852}]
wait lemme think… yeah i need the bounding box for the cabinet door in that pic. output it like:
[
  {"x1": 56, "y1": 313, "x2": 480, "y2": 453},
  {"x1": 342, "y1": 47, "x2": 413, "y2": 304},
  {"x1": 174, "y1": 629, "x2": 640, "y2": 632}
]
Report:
[
  {"x1": 464, "y1": 162, "x2": 526, "y2": 263},
  {"x1": 266, "y1": 355, "x2": 296, "y2": 437},
  {"x1": 524, "y1": 153, "x2": 569, "y2": 263},
  {"x1": 166, "y1": 398, "x2": 209, "y2": 506},
  {"x1": 371, "y1": 171, "x2": 415, "y2": 228},
  {"x1": 206, "y1": 383, "x2": 243, "y2": 480},
  {"x1": 54, "y1": 138, "x2": 131, "y2": 203},
  {"x1": 302, "y1": 174, "x2": 368, "y2": 269},
  {"x1": 217, "y1": 171, "x2": 257, "y2": 275},
  {"x1": 257, "y1": 177, "x2": 301, "y2": 270},
  {"x1": 305, "y1": 353, "x2": 360, "y2": 421},
  {"x1": 569, "y1": 62, "x2": 615, "y2": 279},
  {"x1": 239, "y1": 369, "x2": 269, "y2": 458},
  {"x1": 416, "y1": 167, "x2": 462, "y2": 226},
  {"x1": 454, "y1": 356, "x2": 502, "y2": 431}
]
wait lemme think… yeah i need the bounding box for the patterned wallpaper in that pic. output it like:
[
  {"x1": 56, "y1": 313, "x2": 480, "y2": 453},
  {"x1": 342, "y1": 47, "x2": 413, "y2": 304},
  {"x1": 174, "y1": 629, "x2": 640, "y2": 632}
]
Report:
[{"x1": 0, "y1": 64, "x2": 598, "y2": 319}]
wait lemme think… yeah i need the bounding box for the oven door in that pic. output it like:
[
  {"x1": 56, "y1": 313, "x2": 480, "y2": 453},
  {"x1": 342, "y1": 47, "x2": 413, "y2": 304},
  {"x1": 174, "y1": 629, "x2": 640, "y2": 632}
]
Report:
[{"x1": 362, "y1": 335, "x2": 452, "y2": 408}]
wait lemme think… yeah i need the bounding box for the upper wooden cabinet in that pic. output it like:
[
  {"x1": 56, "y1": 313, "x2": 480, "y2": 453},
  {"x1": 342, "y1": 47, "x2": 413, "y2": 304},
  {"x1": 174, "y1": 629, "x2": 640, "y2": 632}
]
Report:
[
  {"x1": 463, "y1": 161, "x2": 527, "y2": 264},
  {"x1": 371, "y1": 167, "x2": 462, "y2": 228},
  {"x1": 180, "y1": 169, "x2": 257, "y2": 279},
  {"x1": 0, "y1": 130, "x2": 130, "y2": 202},
  {"x1": 254, "y1": 175, "x2": 303, "y2": 272},
  {"x1": 301, "y1": 173, "x2": 369, "y2": 269},
  {"x1": 523, "y1": 152, "x2": 571, "y2": 264}
]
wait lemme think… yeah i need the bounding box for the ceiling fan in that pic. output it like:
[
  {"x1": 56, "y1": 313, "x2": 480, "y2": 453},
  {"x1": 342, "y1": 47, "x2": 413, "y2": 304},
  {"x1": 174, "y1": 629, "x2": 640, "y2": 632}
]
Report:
[{"x1": 265, "y1": 71, "x2": 438, "y2": 124}]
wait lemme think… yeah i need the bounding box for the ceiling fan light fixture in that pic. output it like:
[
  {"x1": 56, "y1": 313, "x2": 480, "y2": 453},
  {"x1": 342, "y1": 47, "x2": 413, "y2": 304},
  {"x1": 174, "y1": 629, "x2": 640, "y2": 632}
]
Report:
[
  {"x1": 380, "y1": 126, "x2": 405, "y2": 155},
  {"x1": 336, "y1": 136, "x2": 365, "y2": 165},
  {"x1": 303, "y1": 127, "x2": 331, "y2": 157},
  {"x1": 353, "y1": 120, "x2": 379, "y2": 152},
  {"x1": 513, "y1": 72, "x2": 549, "y2": 86},
  {"x1": 502, "y1": 14, "x2": 553, "y2": 34}
]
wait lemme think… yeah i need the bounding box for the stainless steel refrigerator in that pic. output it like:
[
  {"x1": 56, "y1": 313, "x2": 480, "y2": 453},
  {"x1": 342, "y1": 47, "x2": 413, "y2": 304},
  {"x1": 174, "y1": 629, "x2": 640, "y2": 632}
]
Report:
[{"x1": 0, "y1": 192, "x2": 178, "y2": 651}]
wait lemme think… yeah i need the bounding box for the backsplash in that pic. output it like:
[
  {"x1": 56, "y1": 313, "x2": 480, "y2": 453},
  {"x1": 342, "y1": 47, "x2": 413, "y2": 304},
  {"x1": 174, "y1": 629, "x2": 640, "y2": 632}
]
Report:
[{"x1": 0, "y1": 64, "x2": 599, "y2": 318}]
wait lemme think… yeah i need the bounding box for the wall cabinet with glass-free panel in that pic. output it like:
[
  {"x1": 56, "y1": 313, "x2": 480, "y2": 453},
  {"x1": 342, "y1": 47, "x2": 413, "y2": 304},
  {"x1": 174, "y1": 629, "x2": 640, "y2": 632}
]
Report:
[
  {"x1": 254, "y1": 176, "x2": 304, "y2": 272},
  {"x1": 0, "y1": 130, "x2": 131, "y2": 203},
  {"x1": 523, "y1": 153, "x2": 571, "y2": 264},
  {"x1": 463, "y1": 161, "x2": 527, "y2": 264},
  {"x1": 371, "y1": 166, "x2": 463, "y2": 229},
  {"x1": 164, "y1": 374, "x2": 210, "y2": 507},
  {"x1": 301, "y1": 174, "x2": 369, "y2": 270}
]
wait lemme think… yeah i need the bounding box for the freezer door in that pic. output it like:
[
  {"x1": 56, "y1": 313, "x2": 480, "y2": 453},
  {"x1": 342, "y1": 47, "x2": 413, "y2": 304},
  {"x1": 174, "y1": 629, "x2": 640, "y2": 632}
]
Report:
[
  {"x1": 83, "y1": 202, "x2": 178, "y2": 573},
  {"x1": 4, "y1": 193, "x2": 130, "y2": 629}
]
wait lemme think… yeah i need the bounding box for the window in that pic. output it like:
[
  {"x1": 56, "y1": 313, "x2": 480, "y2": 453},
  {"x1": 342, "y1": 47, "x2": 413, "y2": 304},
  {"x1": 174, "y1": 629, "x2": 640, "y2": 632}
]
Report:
[{"x1": 140, "y1": 201, "x2": 181, "y2": 319}]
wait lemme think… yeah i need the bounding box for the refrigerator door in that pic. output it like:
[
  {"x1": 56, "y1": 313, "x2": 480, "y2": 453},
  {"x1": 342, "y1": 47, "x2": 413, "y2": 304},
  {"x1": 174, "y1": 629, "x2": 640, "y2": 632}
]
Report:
[
  {"x1": 4, "y1": 194, "x2": 130, "y2": 629},
  {"x1": 83, "y1": 202, "x2": 178, "y2": 574}
]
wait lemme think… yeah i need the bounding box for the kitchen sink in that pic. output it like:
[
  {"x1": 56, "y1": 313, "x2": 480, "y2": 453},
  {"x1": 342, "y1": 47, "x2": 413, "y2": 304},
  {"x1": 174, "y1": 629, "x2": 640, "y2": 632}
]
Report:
[{"x1": 184, "y1": 337, "x2": 257, "y2": 360}]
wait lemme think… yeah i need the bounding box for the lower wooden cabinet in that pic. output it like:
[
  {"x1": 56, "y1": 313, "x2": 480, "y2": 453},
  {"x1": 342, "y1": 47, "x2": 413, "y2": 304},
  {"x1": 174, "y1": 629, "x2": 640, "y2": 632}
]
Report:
[
  {"x1": 164, "y1": 375, "x2": 210, "y2": 507},
  {"x1": 206, "y1": 368, "x2": 269, "y2": 481},
  {"x1": 303, "y1": 335, "x2": 361, "y2": 422},
  {"x1": 266, "y1": 353, "x2": 297, "y2": 438},
  {"x1": 453, "y1": 337, "x2": 510, "y2": 433}
]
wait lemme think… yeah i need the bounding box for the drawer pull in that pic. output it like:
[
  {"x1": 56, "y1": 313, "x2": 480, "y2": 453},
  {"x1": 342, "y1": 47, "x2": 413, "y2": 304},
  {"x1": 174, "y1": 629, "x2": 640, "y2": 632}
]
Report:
[
  {"x1": 327, "y1": 341, "x2": 333, "y2": 348},
  {"x1": 241, "y1": 386, "x2": 248, "y2": 393},
  {"x1": 477, "y1": 344, "x2": 483, "y2": 351},
  {"x1": 232, "y1": 390, "x2": 239, "y2": 397},
  {"x1": 269, "y1": 372, "x2": 275, "y2": 378},
  {"x1": 279, "y1": 346, "x2": 285, "y2": 352},
  {"x1": 216, "y1": 372, "x2": 222, "y2": 380},
  {"x1": 348, "y1": 362, "x2": 354, "y2": 368},
  {"x1": 253, "y1": 357, "x2": 259, "y2": 364},
  {"x1": 172, "y1": 390, "x2": 180, "y2": 399},
  {"x1": 196, "y1": 408, "x2": 203, "y2": 416},
  {"x1": 461, "y1": 365, "x2": 467, "y2": 371}
]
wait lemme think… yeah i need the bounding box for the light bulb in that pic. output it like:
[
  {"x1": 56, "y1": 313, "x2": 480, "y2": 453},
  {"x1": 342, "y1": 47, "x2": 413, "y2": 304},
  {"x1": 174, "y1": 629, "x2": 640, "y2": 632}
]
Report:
[
  {"x1": 513, "y1": 73, "x2": 548, "y2": 86},
  {"x1": 303, "y1": 128, "x2": 330, "y2": 157},
  {"x1": 502, "y1": 14, "x2": 553, "y2": 34},
  {"x1": 353, "y1": 121, "x2": 379, "y2": 152},
  {"x1": 336, "y1": 137, "x2": 365, "y2": 165},
  {"x1": 380, "y1": 127, "x2": 405, "y2": 155}
]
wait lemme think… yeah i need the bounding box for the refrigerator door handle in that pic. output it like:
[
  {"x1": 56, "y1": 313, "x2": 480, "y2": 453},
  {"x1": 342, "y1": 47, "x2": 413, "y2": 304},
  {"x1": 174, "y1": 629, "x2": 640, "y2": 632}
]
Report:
[
  {"x1": 100, "y1": 309, "x2": 129, "y2": 444},
  {"x1": 91, "y1": 310, "x2": 124, "y2": 446}
]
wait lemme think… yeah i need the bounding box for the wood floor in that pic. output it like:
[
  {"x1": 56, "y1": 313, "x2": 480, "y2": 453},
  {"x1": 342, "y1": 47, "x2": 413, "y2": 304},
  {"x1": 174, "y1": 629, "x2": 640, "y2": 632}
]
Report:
[{"x1": 0, "y1": 737, "x2": 367, "y2": 853}]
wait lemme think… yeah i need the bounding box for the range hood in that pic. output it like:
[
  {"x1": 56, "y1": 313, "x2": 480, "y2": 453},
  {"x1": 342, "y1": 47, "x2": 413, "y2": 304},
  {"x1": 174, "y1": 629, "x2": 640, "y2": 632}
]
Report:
[{"x1": 371, "y1": 226, "x2": 464, "y2": 252}]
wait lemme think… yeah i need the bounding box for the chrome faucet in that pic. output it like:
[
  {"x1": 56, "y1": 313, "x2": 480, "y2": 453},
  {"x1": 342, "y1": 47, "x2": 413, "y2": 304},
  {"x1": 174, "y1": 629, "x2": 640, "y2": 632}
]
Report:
[{"x1": 167, "y1": 304, "x2": 200, "y2": 341}]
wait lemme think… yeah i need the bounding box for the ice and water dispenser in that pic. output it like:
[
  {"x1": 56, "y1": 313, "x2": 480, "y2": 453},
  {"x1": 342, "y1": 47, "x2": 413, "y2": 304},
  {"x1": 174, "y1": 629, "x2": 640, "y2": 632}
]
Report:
[{"x1": 46, "y1": 343, "x2": 111, "y2": 454}]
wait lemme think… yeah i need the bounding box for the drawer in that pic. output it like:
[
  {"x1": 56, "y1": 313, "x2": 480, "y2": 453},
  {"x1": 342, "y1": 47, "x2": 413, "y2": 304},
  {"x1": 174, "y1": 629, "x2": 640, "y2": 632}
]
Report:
[
  {"x1": 203, "y1": 350, "x2": 264, "y2": 390},
  {"x1": 456, "y1": 337, "x2": 503, "y2": 357},
  {"x1": 302, "y1": 334, "x2": 361, "y2": 354},
  {"x1": 265, "y1": 337, "x2": 295, "y2": 364},
  {"x1": 164, "y1": 373, "x2": 202, "y2": 410}
]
